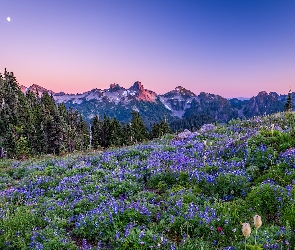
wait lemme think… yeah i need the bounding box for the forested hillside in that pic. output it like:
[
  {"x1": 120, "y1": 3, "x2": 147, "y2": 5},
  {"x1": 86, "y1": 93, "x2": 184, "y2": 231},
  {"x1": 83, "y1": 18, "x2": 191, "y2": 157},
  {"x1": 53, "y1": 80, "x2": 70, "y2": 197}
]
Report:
[
  {"x1": 0, "y1": 70, "x2": 173, "y2": 159},
  {"x1": 0, "y1": 69, "x2": 89, "y2": 158}
]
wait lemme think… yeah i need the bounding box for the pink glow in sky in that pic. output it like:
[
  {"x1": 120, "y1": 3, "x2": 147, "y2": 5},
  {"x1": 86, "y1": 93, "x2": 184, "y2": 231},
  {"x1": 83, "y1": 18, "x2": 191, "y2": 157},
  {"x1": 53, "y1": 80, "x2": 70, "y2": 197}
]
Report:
[{"x1": 1, "y1": 0, "x2": 295, "y2": 98}]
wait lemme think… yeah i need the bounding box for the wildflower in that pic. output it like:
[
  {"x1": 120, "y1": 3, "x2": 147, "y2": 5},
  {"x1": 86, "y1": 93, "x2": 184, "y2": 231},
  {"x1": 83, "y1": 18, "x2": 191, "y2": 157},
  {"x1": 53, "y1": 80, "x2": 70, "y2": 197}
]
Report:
[
  {"x1": 217, "y1": 226, "x2": 222, "y2": 233},
  {"x1": 242, "y1": 223, "x2": 251, "y2": 250},
  {"x1": 203, "y1": 155, "x2": 207, "y2": 165},
  {"x1": 242, "y1": 223, "x2": 251, "y2": 236},
  {"x1": 253, "y1": 215, "x2": 262, "y2": 245},
  {"x1": 253, "y1": 215, "x2": 262, "y2": 229}
]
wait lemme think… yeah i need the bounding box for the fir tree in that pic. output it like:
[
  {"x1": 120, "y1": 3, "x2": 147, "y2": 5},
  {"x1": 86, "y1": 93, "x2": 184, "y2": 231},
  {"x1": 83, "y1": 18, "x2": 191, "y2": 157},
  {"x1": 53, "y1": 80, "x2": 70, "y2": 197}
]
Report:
[
  {"x1": 0, "y1": 68, "x2": 92, "y2": 158},
  {"x1": 102, "y1": 114, "x2": 111, "y2": 147},
  {"x1": 65, "y1": 107, "x2": 79, "y2": 153},
  {"x1": 15, "y1": 136, "x2": 30, "y2": 160},
  {"x1": 130, "y1": 111, "x2": 148, "y2": 143},
  {"x1": 121, "y1": 124, "x2": 132, "y2": 146},
  {"x1": 76, "y1": 114, "x2": 89, "y2": 150},
  {"x1": 91, "y1": 115, "x2": 101, "y2": 149},
  {"x1": 284, "y1": 91, "x2": 293, "y2": 112},
  {"x1": 3, "y1": 124, "x2": 16, "y2": 158},
  {"x1": 44, "y1": 110, "x2": 63, "y2": 154},
  {"x1": 150, "y1": 120, "x2": 172, "y2": 138}
]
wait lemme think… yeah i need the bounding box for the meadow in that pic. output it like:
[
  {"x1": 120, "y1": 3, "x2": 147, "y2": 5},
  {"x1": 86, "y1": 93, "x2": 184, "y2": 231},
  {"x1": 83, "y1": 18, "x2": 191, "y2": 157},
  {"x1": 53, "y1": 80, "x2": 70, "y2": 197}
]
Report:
[{"x1": 0, "y1": 112, "x2": 295, "y2": 249}]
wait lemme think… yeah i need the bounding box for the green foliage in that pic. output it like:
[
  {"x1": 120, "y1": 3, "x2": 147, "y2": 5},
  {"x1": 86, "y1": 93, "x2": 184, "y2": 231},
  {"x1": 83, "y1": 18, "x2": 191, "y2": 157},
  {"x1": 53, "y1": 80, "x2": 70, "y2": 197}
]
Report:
[
  {"x1": 33, "y1": 227, "x2": 78, "y2": 250},
  {"x1": 131, "y1": 111, "x2": 148, "y2": 143},
  {"x1": 169, "y1": 114, "x2": 216, "y2": 132},
  {"x1": 245, "y1": 245, "x2": 263, "y2": 250},
  {"x1": 0, "y1": 69, "x2": 90, "y2": 158},
  {"x1": 254, "y1": 164, "x2": 295, "y2": 186},
  {"x1": 91, "y1": 111, "x2": 162, "y2": 149},
  {"x1": 15, "y1": 136, "x2": 30, "y2": 159},
  {"x1": 200, "y1": 173, "x2": 250, "y2": 200},
  {"x1": 0, "y1": 206, "x2": 47, "y2": 249},
  {"x1": 118, "y1": 227, "x2": 162, "y2": 250},
  {"x1": 150, "y1": 119, "x2": 172, "y2": 138},
  {"x1": 284, "y1": 92, "x2": 293, "y2": 112},
  {"x1": 107, "y1": 180, "x2": 140, "y2": 198},
  {"x1": 246, "y1": 184, "x2": 288, "y2": 222},
  {"x1": 282, "y1": 193, "x2": 295, "y2": 228},
  {"x1": 249, "y1": 129, "x2": 295, "y2": 154},
  {"x1": 247, "y1": 129, "x2": 295, "y2": 172},
  {"x1": 146, "y1": 172, "x2": 177, "y2": 192}
]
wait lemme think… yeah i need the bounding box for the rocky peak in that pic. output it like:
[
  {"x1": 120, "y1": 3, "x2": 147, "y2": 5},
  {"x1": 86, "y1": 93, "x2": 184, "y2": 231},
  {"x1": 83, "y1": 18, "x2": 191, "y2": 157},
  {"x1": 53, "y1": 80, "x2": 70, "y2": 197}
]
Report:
[
  {"x1": 28, "y1": 84, "x2": 54, "y2": 95},
  {"x1": 127, "y1": 81, "x2": 156, "y2": 102},
  {"x1": 129, "y1": 81, "x2": 144, "y2": 92},
  {"x1": 270, "y1": 92, "x2": 279, "y2": 99},
  {"x1": 199, "y1": 92, "x2": 213, "y2": 99},
  {"x1": 257, "y1": 91, "x2": 268, "y2": 97},
  {"x1": 163, "y1": 86, "x2": 196, "y2": 99},
  {"x1": 175, "y1": 86, "x2": 196, "y2": 96},
  {"x1": 109, "y1": 83, "x2": 123, "y2": 92},
  {"x1": 19, "y1": 85, "x2": 28, "y2": 93}
]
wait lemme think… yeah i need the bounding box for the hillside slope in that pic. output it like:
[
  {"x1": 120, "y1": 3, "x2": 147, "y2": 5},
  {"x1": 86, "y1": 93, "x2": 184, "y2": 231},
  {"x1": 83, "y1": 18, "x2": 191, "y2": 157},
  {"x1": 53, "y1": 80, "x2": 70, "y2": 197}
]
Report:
[{"x1": 1, "y1": 112, "x2": 295, "y2": 249}]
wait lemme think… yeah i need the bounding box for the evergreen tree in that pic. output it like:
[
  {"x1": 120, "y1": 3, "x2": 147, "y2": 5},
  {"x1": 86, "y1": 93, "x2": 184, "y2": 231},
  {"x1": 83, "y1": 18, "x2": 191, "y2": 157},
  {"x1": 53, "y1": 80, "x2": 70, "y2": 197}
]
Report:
[
  {"x1": 102, "y1": 114, "x2": 111, "y2": 147},
  {"x1": 0, "y1": 103, "x2": 11, "y2": 137},
  {"x1": 34, "y1": 95, "x2": 47, "y2": 154},
  {"x1": 76, "y1": 114, "x2": 90, "y2": 150},
  {"x1": 169, "y1": 114, "x2": 215, "y2": 132},
  {"x1": 44, "y1": 109, "x2": 63, "y2": 154},
  {"x1": 284, "y1": 91, "x2": 293, "y2": 112},
  {"x1": 109, "y1": 117, "x2": 122, "y2": 147},
  {"x1": 150, "y1": 120, "x2": 172, "y2": 138},
  {"x1": 3, "y1": 124, "x2": 16, "y2": 158},
  {"x1": 130, "y1": 111, "x2": 148, "y2": 142},
  {"x1": 91, "y1": 115, "x2": 101, "y2": 149},
  {"x1": 41, "y1": 92, "x2": 57, "y2": 115},
  {"x1": 1, "y1": 70, "x2": 22, "y2": 125},
  {"x1": 15, "y1": 136, "x2": 30, "y2": 160},
  {"x1": 121, "y1": 124, "x2": 132, "y2": 146},
  {"x1": 24, "y1": 91, "x2": 40, "y2": 155},
  {"x1": 0, "y1": 69, "x2": 92, "y2": 158},
  {"x1": 65, "y1": 107, "x2": 79, "y2": 153}
]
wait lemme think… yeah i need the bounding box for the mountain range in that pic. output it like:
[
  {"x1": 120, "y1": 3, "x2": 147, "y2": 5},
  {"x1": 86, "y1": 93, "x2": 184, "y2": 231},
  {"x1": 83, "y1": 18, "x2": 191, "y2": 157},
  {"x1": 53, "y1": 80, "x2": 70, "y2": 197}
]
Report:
[{"x1": 20, "y1": 81, "x2": 294, "y2": 127}]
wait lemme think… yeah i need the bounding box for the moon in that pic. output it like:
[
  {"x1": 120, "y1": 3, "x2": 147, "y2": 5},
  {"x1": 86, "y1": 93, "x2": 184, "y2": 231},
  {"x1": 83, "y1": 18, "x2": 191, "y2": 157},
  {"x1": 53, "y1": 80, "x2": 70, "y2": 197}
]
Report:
[{"x1": 7, "y1": 17, "x2": 10, "y2": 22}]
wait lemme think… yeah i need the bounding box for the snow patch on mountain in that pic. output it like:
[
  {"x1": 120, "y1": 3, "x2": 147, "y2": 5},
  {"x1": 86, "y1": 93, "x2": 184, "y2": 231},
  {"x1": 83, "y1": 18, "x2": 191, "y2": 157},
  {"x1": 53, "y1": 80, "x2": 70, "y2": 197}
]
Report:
[{"x1": 54, "y1": 93, "x2": 88, "y2": 104}]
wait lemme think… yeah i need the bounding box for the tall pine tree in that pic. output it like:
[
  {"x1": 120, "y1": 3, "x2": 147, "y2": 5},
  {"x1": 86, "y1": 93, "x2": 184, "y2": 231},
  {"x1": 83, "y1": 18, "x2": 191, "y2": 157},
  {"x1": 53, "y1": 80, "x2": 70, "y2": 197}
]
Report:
[
  {"x1": 91, "y1": 115, "x2": 101, "y2": 149},
  {"x1": 284, "y1": 91, "x2": 293, "y2": 112},
  {"x1": 130, "y1": 111, "x2": 148, "y2": 143}
]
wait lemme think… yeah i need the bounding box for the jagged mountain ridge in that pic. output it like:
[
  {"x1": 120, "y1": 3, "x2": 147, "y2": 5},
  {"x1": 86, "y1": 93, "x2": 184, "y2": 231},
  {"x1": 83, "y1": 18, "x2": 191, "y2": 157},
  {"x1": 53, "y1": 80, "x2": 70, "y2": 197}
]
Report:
[{"x1": 20, "y1": 81, "x2": 294, "y2": 126}]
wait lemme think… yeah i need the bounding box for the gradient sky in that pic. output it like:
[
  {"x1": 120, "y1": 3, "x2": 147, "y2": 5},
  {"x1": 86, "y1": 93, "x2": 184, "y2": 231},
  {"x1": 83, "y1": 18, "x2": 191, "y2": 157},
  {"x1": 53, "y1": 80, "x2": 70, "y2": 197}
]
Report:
[{"x1": 1, "y1": 0, "x2": 295, "y2": 98}]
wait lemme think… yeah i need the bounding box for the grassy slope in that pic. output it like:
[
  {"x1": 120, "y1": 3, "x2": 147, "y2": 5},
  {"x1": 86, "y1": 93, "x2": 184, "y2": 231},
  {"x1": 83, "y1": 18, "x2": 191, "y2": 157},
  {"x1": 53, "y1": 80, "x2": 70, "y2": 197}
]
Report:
[{"x1": 0, "y1": 112, "x2": 295, "y2": 249}]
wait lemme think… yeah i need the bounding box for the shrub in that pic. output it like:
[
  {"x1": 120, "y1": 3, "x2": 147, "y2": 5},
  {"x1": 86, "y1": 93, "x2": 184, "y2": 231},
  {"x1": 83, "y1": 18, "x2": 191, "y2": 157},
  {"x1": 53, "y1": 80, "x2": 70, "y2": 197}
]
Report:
[
  {"x1": 200, "y1": 173, "x2": 250, "y2": 200},
  {"x1": 254, "y1": 164, "x2": 295, "y2": 186},
  {"x1": 0, "y1": 206, "x2": 47, "y2": 249},
  {"x1": 146, "y1": 172, "x2": 177, "y2": 192},
  {"x1": 246, "y1": 183, "x2": 288, "y2": 222}
]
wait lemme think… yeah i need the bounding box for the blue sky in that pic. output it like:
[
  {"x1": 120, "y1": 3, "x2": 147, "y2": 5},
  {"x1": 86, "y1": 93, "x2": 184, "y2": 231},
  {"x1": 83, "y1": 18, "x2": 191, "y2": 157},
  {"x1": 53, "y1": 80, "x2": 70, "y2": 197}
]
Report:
[{"x1": 1, "y1": 0, "x2": 295, "y2": 97}]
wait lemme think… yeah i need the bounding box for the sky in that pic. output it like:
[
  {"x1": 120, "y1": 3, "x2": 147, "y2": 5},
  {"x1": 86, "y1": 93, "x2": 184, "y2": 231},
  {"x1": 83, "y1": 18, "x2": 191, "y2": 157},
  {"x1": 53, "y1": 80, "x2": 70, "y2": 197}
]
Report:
[{"x1": 1, "y1": 0, "x2": 295, "y2": 98}]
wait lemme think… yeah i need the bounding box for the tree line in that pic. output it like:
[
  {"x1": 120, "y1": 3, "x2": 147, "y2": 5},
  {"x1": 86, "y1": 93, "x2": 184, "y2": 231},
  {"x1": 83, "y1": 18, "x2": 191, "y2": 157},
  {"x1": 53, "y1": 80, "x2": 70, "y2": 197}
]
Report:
[
  {"x1": 169, "y1": 114, "x2": 216, "y2": 132},
  {"x1": 0, "y1": 69, "x2": 171, "y2": 159},
  {"x1": 90, "y1": 111, "x2": 171, "y2": 149}
]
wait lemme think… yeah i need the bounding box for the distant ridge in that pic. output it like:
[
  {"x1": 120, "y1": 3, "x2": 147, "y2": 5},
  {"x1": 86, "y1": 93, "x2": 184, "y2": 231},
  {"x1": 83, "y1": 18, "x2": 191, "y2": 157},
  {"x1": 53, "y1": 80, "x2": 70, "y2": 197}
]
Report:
[{"x1": 18, "y1": 80, "x2": 294, "y2": 126}]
